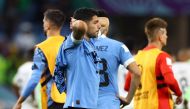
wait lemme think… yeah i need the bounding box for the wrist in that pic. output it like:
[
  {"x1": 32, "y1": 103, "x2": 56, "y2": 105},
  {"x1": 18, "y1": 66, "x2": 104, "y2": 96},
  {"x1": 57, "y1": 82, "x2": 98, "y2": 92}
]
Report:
[{"x1": 17, "y1": 97, "x2": 24, "y2": 104}]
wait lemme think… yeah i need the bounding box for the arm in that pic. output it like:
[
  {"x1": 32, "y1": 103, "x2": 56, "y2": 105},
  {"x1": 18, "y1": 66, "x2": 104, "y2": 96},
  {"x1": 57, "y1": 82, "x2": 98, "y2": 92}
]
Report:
[
  {"x1": 159, "y1": 53, "x2": 182, "y2": 104},
  {"x1": 119, "y1": 62, "x2": 141, "y2": 107},
  {"x1": 125, "y1": 62, "x2": 141, "y2": 103},
  {"x1": 118, "y1": 44, "x2": 141, "y2": 105},
  {"x1": 13, "y1": 48, "x2": 47, "y2": 109}
]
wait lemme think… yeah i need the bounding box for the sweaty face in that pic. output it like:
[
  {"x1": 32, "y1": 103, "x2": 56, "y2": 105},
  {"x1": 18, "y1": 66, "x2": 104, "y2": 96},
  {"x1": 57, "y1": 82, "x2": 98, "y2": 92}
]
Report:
[{"x1": 86, "y1": 15, "x2": 100, "y2": 38}]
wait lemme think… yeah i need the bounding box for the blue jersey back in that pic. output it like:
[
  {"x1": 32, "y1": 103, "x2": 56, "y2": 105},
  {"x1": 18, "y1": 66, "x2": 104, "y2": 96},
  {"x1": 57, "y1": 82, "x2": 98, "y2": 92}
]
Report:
[
  {"x1": 56, "y1": 35, "x2": 100, "y2": 108},
  {"x1": 94, "y1": 35, "x2": 134, "y2": 109}
]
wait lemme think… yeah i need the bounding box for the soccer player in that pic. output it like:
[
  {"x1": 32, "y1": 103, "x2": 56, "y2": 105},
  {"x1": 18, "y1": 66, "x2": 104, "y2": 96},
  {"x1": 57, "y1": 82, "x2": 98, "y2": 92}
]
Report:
[
  {"x1": 53, "y1": 8, "x2": 101, "y2": 109},
  {"x1": 124, "y1": 18, "x2": 182, "y2": 109},
  {"x1": 13, "y1": 9, "x2": 66, "y2": 109},
  {"x1": 94, "y1": 10, "x2": 141, "y2": 109}
]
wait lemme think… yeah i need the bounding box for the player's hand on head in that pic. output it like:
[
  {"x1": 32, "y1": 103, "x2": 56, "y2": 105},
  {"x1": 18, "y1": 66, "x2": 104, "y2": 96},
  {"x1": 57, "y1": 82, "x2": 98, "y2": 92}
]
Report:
[
  {"x1": 72, "y1": 20, "x2": 88, "y2": 40},
  {"x1": 71, "y1": 17, "x2": 87, "y2": 32},
  {"x1": 73, "y1": 20, "x2": 87, "y2": 34}
]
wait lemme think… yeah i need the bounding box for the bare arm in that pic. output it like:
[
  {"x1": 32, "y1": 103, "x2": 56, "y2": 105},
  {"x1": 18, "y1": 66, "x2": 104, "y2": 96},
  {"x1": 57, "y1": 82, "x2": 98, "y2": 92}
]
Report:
[
  {"x1": 13, "y1": 97, "x2": 25, "y2": 109},
  {"x1": 119, "y1": 61, "x2": 141, "y2": 106},
  {"x1": 125, "y1": 62, "x2": 141, "y2": 103}
]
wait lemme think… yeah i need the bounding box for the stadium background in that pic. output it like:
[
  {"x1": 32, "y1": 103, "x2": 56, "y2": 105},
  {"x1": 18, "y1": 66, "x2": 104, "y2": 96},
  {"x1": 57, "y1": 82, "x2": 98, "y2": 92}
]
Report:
[{"x1": 0, "y1": 0, "x2": 190, "y2": 109}]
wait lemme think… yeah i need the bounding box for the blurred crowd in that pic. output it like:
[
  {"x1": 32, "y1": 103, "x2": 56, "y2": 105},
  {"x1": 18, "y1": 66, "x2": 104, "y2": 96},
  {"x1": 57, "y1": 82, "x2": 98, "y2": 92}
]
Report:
[
  {"x1": 0, "y1": 0, "x2": 73, "y2": 85},
  {"x1": 0, "y1": 0, "x2": 72, "y2": 108}
]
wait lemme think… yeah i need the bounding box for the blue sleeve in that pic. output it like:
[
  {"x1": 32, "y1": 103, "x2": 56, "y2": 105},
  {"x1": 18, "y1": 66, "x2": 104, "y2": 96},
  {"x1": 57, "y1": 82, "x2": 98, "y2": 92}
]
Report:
[
  {"x1": 21, "y1": 48, "x2": 47, "y2": 99},
  {"x1": 119, "y1": 44, "x2": 134, "y2": 68},
  {"x1": 53, "y1": 43, "x2": 67, "y2": 93}
]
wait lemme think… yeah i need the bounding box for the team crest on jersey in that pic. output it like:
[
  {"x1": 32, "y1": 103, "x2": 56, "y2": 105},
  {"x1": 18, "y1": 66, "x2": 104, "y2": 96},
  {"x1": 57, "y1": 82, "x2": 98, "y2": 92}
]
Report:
[
  {"x1": 166, "y1": 57, "x2": 172, "y2": 66},
  {"x1": 96, "y1": 46, "x2": 108, "y2": 51}
]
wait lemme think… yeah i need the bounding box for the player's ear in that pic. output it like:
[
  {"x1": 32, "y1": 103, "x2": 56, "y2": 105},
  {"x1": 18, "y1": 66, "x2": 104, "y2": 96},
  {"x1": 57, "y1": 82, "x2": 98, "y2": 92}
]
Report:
[
  {"x1": 46, "y1": 23, "x2": 50, "y2": 30},
  {"x1": 156, "y1": 30, "x2": 162, "y2": 42}
]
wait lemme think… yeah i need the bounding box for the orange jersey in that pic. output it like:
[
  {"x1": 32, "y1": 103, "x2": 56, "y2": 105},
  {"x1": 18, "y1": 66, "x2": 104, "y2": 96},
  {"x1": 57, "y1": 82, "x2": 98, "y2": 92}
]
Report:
[{"x1": 124, "y1": 45, "x2": 182, "y2": 109}]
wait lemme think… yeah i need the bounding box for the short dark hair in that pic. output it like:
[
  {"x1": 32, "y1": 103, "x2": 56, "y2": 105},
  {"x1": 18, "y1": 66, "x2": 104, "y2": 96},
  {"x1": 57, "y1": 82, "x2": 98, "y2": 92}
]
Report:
[
  {"x1": 44, "y1": 9, "x2": 65, "y2": 28},
  {"x1": 73, "y1": 7, "x2": 98, "y2": 21},
  {"x1": 145, "y1": 18, "x2": 167, "y2": 39},
  {"x1": 96, "y1": 9, "x2": 109, "y2": 18}
]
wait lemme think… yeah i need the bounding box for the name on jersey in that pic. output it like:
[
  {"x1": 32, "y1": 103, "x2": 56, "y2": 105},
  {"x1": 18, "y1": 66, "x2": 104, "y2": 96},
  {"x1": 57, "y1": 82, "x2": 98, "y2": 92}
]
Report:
[{"x1": 96, "y1": 46, "x2": 108, "y2": 51}]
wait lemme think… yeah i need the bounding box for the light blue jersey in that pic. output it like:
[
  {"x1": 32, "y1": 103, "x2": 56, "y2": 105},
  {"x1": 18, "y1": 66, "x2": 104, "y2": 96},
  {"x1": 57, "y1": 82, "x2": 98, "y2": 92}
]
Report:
[
  {"x1": 94, "y1": 35, "x2": 134, "y2": 109},
  {"x1": 54, "y1": 34, "x2": 100, "y2": 108}
]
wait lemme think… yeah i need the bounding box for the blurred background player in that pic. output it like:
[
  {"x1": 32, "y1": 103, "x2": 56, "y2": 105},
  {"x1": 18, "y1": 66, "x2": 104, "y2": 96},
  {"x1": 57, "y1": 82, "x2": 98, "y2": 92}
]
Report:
[
  {"x1": 124, "y1": 18, "x2": 182, "y2": 109},
  {"x1": 12, "y1": 48, "x2": 40, "y2": 109},
  {"x1": 13, "y1": 9, "x2": 66, "y2": 109},
  {"x1": 53, "y1": 7, "x2": 101, "y2": 109},
  {"x1": 94, "y1": 9, "x2": 141, "y2": 109}
]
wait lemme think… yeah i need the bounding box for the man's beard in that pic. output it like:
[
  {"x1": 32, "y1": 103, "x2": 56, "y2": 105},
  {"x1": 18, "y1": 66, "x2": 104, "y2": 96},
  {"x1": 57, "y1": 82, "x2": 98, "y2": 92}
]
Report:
[{"x1": 87, "y1": 33, "x2": 97, "y2": 38}]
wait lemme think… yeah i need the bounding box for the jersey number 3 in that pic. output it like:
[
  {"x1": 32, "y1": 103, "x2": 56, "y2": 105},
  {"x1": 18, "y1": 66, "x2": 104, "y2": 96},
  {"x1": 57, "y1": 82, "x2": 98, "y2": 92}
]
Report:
[{"x1": 99, "y1": 58, "x2": 109, "y2": 87}]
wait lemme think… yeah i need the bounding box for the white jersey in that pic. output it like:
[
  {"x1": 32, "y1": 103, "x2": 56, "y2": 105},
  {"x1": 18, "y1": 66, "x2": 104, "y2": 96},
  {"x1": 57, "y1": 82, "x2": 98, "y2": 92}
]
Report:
[{"x1": 13, "y1": 62, "x2": 38, "y2": 109}]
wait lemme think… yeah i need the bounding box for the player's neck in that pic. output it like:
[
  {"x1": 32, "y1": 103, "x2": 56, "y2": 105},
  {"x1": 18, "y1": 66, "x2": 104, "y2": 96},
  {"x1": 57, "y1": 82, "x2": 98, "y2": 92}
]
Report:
[
  {"x1": 148, "y1": 41, "x2": 163, "y2": 50},
  {"x1": 46, "y1": 29, "x2": 61, "y2": 38}
]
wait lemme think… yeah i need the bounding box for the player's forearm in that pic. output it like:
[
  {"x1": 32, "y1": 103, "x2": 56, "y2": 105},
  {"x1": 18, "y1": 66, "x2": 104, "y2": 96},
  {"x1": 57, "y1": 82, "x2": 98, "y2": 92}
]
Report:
[
  {"x1": 16, "y1": 96, "x2": 25, "y2": 104},
  {"x1": 126, "y1": 73, "x2": 141, "y2": 102},
  {"x1": 13, "y1": 96, "x2": 25, "y2": 109},
  {"x1": 21, "y1": 69, "x2": 42, "y2": 98},
  {"x1": 164, "y1": 73, "x2": 182, "y2": 96},
  {"x1": 21, "y1": 80, "x2": 39, "y2": 98},
  {"x1": 126, "y1": 62, "x2": 141, "y2": 102},
  {"x1": 72, "y1": 20, "x2": 87, "y2": 40},
  {"x1": 127, "y1": 62, "x2": 141, "y2": 87}
]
